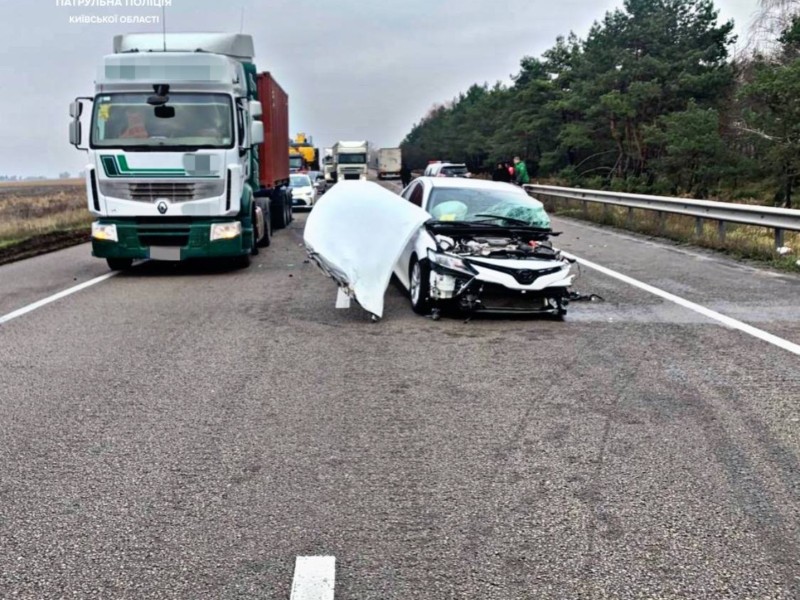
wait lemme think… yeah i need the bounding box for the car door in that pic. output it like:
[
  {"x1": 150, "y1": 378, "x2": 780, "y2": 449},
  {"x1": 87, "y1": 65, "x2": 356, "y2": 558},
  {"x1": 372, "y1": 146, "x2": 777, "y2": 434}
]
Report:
[{"x1": 394, "y1": 181, "x2": 425, "y2": 288}]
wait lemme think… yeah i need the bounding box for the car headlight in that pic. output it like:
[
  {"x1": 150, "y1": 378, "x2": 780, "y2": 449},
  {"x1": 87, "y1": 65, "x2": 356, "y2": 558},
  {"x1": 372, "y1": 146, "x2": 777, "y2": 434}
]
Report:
[
  {"x1": 92, "y1": 222, "x2": 118, "y2": 242},
  {"x1": 210, "y1": 222, "x2": 241, "y2": 241},
  {"x1": 427, "y1": 249, "x2": 476, "y2": 275}
]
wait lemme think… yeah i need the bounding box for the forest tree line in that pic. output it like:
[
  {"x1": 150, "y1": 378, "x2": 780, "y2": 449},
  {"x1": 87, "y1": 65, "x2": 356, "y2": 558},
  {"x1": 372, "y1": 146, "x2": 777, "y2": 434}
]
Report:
[{"x1": 400, "y1": 0, "x2": 800, "y2": 207}]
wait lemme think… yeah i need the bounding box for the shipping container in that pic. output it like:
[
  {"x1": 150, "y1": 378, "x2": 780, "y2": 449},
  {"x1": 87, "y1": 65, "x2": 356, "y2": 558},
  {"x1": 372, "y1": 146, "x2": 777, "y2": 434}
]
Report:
[{"x1": 256, "y1": 72, "x2": 290, "y2": 188}]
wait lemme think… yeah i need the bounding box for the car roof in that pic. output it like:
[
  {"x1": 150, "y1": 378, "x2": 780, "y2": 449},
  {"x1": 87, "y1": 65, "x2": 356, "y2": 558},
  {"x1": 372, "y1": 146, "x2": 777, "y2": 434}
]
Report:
[{"x1": 419, "y1": 176, "x2": 526, "y2": 193}]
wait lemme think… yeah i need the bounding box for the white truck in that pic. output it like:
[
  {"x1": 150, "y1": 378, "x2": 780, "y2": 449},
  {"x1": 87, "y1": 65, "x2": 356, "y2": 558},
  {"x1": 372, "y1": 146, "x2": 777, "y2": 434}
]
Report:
[
  {"x1": 68, "y1": 33, "x2": 293, "y2": 270},
  {"x1": 332, "y1": 141, "x2": 368, "y2": 182},
  {"x1": 323, "y1": 147, "x2": 334, "y2": 183},
  {"x1": 377, "y1": 147, "x2": 402, "y2": 180}
]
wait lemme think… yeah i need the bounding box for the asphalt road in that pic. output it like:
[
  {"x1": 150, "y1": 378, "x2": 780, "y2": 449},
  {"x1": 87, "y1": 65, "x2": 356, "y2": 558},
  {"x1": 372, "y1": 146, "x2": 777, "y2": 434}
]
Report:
[{"x1": 1, "y1": 178, "x2": 799, "y2": 599}]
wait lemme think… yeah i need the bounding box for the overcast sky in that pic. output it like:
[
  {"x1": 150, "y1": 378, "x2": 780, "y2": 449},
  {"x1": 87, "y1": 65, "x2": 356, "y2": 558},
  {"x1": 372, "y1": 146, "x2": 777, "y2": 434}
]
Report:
[{"x1": 0, "y1": 0, "x2": 760, "y2": 177}]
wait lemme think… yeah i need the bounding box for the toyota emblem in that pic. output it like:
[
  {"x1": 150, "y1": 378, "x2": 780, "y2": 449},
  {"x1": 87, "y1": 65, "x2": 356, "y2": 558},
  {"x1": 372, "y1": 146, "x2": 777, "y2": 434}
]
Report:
[{"x1": 157, "y1": 201, "x2": 168, "y2": 214}]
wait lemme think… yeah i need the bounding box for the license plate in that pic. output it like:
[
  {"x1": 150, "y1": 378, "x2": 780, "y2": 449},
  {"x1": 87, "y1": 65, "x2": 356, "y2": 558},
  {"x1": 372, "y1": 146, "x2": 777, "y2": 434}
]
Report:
[{"x1": 149, "y1": 246, "x2": 181, "y2": 261}]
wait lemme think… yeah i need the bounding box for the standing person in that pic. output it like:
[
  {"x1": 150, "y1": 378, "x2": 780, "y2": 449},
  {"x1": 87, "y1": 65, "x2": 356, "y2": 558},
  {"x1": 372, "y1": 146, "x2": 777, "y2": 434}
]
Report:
[
  {"x1": 513, "y1": 156, "x2": 530, "y2": 185},
  {"x1": 400, "y1": 162, "x2": 412, "y2": 188},
  {"x1": 491, "y1": 162, "x2": 507, "y2": 182}
]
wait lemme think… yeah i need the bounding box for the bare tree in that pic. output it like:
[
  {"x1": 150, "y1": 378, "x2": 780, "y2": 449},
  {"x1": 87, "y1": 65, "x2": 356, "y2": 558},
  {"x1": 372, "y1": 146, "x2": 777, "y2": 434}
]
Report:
[{"x1": 744, "y1": 0, "x2": 800, "y2": 57}]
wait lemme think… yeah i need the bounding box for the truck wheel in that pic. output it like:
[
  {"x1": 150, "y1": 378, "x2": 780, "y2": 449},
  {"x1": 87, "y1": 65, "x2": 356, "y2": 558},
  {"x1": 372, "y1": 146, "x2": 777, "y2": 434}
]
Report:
[
  {"x1": 271, "y1": 194, "x2": 288, "y2": 230},
  {"x1": 106, "y1": 258, "x2": 133, "y2": 271},
  {"x1": 257, "y1": 206, "x2": 272, "y2": 248},
  {"x1": 285, "y1": 191, "x2": 293, "y2": 224}
]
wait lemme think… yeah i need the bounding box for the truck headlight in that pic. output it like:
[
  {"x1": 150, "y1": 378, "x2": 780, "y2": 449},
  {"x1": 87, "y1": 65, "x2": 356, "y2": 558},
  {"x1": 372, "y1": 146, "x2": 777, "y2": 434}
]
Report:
[
  {"x1": 210, "y1": 222, "x2": 241, "y2": 241},
  {"x1": 427, "y1": 249, "x2": 476, "y2": 275},
  {"x1": 91, "y1": 222, "x2": 118, "y2": 242}
]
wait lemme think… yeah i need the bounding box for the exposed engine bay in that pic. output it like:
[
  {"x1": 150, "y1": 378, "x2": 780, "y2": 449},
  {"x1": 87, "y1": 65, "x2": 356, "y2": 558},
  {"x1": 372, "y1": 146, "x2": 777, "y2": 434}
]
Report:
[
  {"x1": 423, "y1": 222, "x2": 576, "y2": 316},
  {"x1": 434, "y1": 233, "x2": 563, "y2": 261}
]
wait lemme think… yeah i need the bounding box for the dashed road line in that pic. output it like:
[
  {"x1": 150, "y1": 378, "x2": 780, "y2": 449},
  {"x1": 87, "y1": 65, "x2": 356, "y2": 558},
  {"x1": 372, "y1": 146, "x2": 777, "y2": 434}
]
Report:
[
  {"x1": 567, "y1": 252, "x2": 800, "y2": 357},
  {"x1": 290, "y1": 556, "x2": 336, "y2": 600},
  {"x1": 0, "y1": 272, "x2": 117, "y2": 326}
]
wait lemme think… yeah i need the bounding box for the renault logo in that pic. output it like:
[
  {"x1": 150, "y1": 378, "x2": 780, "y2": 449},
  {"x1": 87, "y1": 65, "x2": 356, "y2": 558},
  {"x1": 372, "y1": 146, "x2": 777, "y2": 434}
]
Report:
[{"x1": 157, "y1": 201, "x2": 168, "y2": 215}]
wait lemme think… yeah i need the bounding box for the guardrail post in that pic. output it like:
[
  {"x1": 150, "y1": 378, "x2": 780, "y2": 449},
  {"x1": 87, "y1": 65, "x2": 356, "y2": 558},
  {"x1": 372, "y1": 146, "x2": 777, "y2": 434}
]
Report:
[
  {"x1": 718, "y1": 220, "x2": 726, "y2": 242},
  {"x1": 582, "y1": 200, "x2": 589, "y2": 218},
  {"x1": 775, "y1": 228, "x2": 784, "y2": 249},
  {"x1": 658, "y1": 211, "x2": 666, "y2": 235},
  {"x1": 695, "y1": 217, "x2": 703, "y2": 238},
  {"x1": 626, "y1": 207, "x2": 634, "y2": 229},
  {"x1": 603, "y1": 203, "x2": 610, "y2": 223}
]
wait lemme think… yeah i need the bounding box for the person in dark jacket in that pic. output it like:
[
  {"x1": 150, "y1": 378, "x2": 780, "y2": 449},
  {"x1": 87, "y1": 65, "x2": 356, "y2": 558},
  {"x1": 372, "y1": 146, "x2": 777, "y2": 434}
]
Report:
[
  {"x1": 400, "y1": 163, "x2": 412, "y2": 188},
  {"x1": 492, "y1": 162, "x2": 508, "y2": 182}
]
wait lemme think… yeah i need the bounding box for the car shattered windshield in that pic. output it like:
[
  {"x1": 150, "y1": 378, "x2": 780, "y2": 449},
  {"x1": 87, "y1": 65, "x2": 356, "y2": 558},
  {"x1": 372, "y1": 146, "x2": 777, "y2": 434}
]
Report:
[
  {"x1": 427, "y1": 187, "x2": 551, "y2": 228},
  {"x1": 91, "y1": 93, "x2": 234, "y2": 149}
]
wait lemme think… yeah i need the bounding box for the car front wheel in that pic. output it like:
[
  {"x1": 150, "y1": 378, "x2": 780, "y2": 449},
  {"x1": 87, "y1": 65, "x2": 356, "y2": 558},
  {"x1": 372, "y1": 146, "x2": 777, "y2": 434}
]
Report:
[{"x1": 409, "y1": 257, "x2": 432, "y2": 315}]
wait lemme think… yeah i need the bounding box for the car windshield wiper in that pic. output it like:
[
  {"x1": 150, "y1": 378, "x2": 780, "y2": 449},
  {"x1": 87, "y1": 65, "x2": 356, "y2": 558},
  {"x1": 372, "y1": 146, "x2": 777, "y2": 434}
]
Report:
[{"x1": 472, "y1": 214, "x2": 536, "y2": 227}]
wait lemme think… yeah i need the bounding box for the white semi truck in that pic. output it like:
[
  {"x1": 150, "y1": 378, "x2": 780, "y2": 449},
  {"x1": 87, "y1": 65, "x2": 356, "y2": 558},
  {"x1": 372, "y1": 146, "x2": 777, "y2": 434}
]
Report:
[
  {"x1": 332, "y1": 141, "x2": 368, "y2": 182},
  {"x1": 322, "y1": 147, "x2": 334, "y2": 183},
  {"x1": 377, "y1": 147, "x2": 402, "y2": 180},
  {"x1": 69, "y1": 33, "x2": 292, "y2": 270}
]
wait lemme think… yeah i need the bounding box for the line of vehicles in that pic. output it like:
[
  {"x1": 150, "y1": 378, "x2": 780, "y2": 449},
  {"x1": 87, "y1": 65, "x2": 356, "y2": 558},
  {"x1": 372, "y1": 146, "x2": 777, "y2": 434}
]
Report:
[
  {"x1": 68, "y1": 31, "x2": 575, "y2": 319},
  {"x1": 67, "y1": 32, "x2": 403, "y2": 270}
]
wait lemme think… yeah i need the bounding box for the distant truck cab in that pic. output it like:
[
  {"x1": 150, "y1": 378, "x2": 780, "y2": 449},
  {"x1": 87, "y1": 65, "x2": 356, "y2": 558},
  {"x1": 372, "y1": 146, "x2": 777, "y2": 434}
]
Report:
[{"x1": 332, "y1": 141, "x2": 368, "y2": 182}]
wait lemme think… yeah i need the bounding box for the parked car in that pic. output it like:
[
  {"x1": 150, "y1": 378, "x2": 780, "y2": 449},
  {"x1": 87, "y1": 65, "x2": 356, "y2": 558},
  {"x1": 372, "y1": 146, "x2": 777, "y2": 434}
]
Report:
[
  {"x1": 394, "y1": 177, "x2": 575, "y2": 316},
  {"x1": 423, "y1": 162, "x2": 472, "y2": 178},
  {"x1": 289, "y1": 173, "x2": 317, "y2": 207}
]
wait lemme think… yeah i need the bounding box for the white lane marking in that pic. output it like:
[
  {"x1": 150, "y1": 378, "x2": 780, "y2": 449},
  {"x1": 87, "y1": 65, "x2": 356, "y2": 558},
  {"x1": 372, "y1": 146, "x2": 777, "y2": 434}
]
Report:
[
  {"x1": 0, "y1": 273, "x2": 117, "y2": 326},
  {"x1": 290, "y1": 556, "x2": 336, "y2": 600},
  {"x1": 566, "y1": 253, "x2": 800, "y2": 357}
]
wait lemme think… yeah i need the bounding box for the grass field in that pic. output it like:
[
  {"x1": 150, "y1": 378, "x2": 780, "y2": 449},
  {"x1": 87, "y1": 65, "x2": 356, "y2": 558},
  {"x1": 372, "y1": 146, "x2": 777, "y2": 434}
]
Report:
[
  {"x1": 0, "y1": 179, "x2": 91, "y2": 250},
  {"x1": 542, "y1": 197, "x2": 800, "y2": 272}
]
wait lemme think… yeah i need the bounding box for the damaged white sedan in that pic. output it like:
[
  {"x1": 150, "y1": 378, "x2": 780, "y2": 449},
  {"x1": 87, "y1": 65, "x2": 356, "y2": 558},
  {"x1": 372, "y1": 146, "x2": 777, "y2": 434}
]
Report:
[
  {"x1": 304, "y1": 179, "x2": 575, "y2": 320},
  {"x1": 394, "y1": 177, "x2": 576, "y2": 317}
]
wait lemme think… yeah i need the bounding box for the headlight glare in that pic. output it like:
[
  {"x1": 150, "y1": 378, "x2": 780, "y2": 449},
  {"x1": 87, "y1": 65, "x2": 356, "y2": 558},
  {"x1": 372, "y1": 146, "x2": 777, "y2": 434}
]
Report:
[
  {"x1": 210, "y1": 222, "x2": 242, "y2": 241},
  {"x1": 91, "y1": 222, "x2": 118, "y2": 242}
]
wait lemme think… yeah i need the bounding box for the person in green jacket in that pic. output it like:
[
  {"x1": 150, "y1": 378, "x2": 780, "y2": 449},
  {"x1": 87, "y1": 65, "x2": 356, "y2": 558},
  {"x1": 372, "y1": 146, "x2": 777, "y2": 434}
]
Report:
[{"x1": 513, "y1": 156, "x2": 530, "y2": 185}]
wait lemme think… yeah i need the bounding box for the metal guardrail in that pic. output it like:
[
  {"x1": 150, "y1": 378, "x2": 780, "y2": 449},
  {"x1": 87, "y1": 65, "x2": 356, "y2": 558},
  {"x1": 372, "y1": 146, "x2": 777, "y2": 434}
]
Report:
[{"x1": 524, "y1": 184, "x2": 800, "y2": 249}]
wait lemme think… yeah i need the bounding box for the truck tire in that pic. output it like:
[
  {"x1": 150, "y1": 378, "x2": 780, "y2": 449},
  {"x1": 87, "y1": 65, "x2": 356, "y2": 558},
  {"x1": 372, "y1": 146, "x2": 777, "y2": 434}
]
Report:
[
  {"x1": 271, "y1": 193, "x2": 288, "y2": 230},
  {"x1": 256, "y1": 203, "x2": 272, "y2": 248},
  {"x1": 106, "y1": 257, "x2": 133, "y2": 271},
  {"x1": 285, "y1": 190, "x2": 293, "y2": 224}
]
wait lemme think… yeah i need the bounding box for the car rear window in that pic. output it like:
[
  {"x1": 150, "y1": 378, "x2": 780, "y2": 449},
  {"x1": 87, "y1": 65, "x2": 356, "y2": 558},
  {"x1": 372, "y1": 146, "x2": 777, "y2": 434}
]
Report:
[{"x1": 441, "y1": 166, "x2": 468, "y2": 177}]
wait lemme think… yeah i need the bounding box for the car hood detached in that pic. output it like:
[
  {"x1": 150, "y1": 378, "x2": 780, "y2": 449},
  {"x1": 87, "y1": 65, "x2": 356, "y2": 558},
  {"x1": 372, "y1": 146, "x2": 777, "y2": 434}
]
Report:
[{"x1": 304, "y1": 181, "x2": 430, "y2": 318}]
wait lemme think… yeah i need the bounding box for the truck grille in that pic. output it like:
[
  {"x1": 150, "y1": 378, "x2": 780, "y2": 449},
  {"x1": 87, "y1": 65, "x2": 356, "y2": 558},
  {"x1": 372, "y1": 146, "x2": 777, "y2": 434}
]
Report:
[
  {"x1": 134, "y1": 217, "x2": 191, "y2": 247},
  {"x1": 99, "y1": 179, "x2": 224, "y2": 202},
  {"x1": 130, "y1": 182, "x2": 196, "y2": 202}
]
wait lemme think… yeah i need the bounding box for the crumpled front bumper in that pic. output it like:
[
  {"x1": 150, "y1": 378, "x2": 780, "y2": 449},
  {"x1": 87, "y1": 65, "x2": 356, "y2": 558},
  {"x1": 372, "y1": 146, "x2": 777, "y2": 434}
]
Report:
[{"x1": 427, "y1": 261, "x2": 575, "y2": 314}]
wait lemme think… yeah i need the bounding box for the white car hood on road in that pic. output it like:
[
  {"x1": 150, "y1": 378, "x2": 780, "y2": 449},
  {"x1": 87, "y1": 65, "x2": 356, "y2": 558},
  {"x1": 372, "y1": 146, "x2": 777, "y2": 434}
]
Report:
[{"x1": 304, "y1": 181, "x2": 430, "y2": 318}]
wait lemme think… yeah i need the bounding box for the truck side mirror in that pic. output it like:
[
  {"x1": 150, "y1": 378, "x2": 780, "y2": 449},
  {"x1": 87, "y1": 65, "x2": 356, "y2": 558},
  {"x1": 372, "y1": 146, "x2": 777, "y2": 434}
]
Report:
[
  {"x1": 69, "y1": 119, "x2": 82, "y2": 147},
  {"x1": 249, "y1": 100, "x2": 262, "y2": 119},
  {"x1": 250, "y1": 121, "x2": 264, "y2": 146},
  {"x1": 69, "y1": 101, "x2": 83, "y2": 119}
]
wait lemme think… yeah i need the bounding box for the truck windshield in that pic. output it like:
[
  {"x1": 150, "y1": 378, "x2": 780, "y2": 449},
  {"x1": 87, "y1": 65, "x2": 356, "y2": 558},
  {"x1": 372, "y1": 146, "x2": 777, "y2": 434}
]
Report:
[
  {"x1": 91, "y1": 93, "x2": 234, "y2": 149},
  {"x1": 338, "y1": 153, "x2": 366, "y2": 164}
]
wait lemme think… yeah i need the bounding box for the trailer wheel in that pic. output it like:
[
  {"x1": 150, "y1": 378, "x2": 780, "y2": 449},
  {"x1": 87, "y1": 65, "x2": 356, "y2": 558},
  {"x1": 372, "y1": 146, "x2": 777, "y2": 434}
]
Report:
[
  {"x1": 106, "y1": 258, "x2": 133, "y2": 271},
  {"x1": 271, "y1": 193, "x2": 288, "y2": 230},
  {"x1": 257, "y1": 205, "x2": 272, "y2": 248}
]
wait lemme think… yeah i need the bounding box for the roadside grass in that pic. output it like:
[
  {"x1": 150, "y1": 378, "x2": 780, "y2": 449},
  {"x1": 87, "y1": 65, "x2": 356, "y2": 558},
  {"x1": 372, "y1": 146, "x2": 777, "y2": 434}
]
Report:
[
  {"x1": 544, "y1": 198, "x2": 800, "y2": 273},
  {"x1": 0, "y1": 180, "x2": 91, "y2": 247}
]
